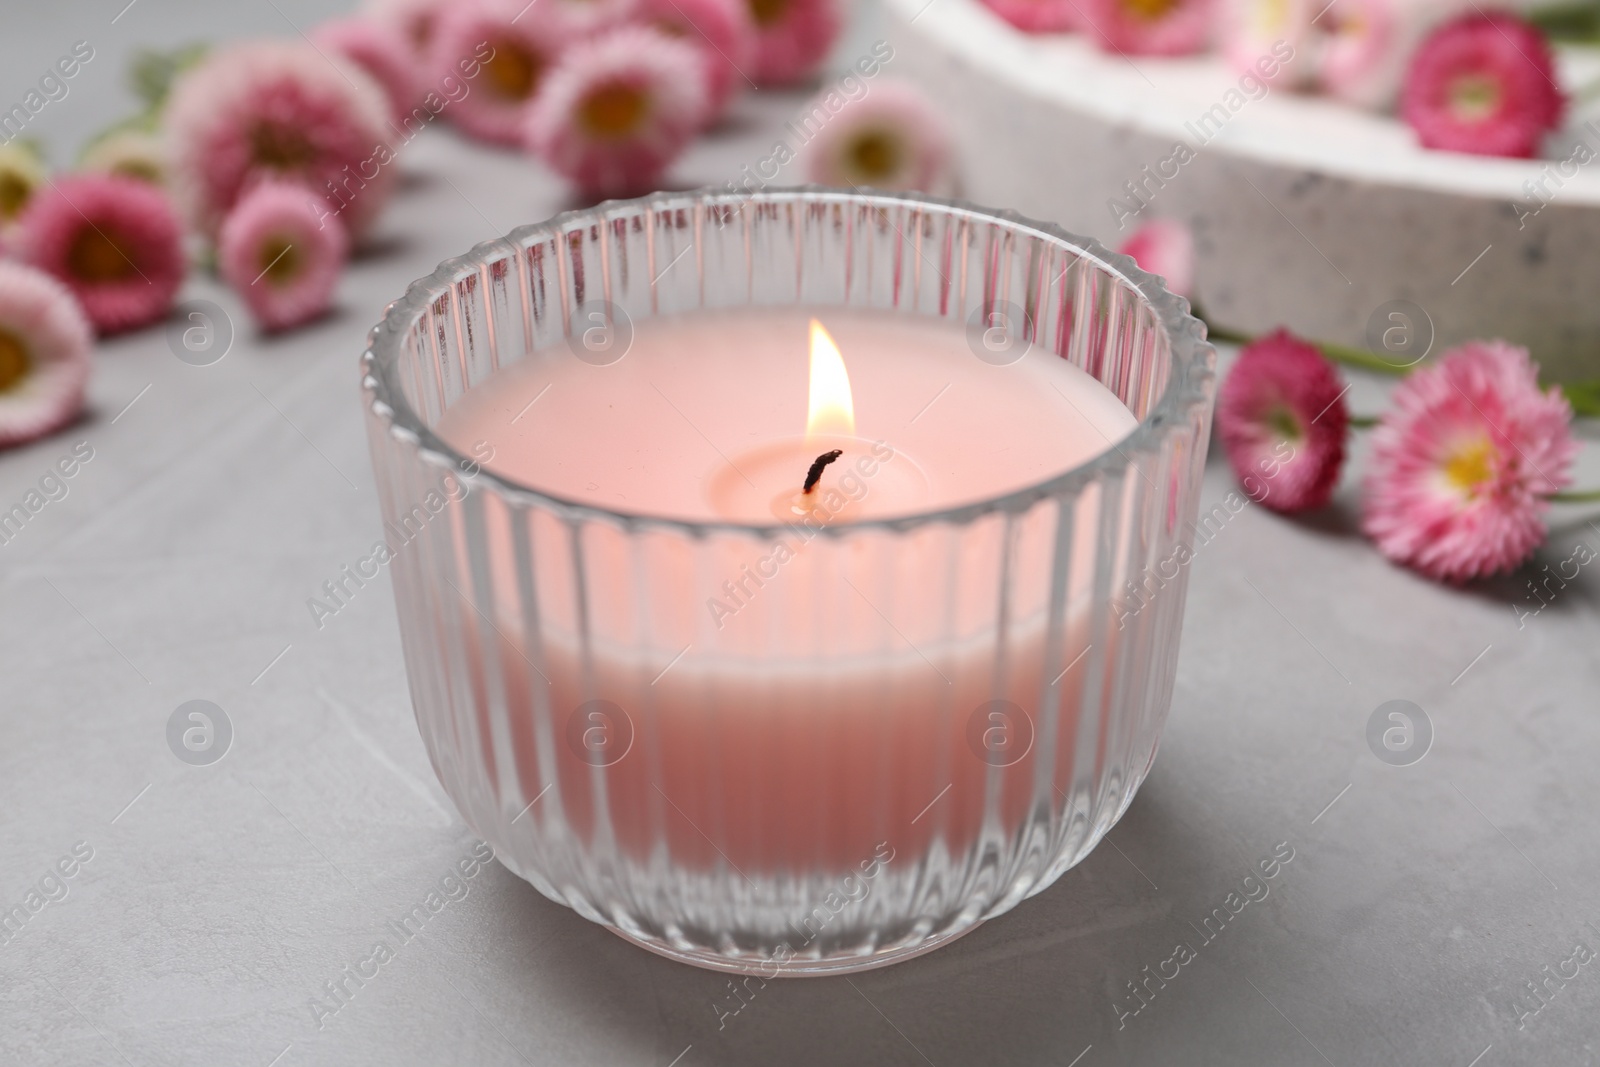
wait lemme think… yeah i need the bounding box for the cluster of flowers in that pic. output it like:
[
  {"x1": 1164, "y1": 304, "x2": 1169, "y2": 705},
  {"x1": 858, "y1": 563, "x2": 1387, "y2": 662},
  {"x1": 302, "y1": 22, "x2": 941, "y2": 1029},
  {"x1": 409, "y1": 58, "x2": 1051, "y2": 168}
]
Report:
[
  {"x1": 1221, "y1": 330, "x2": 1578, "y2": 583},
  {"x1": 0, "y1": 0, "x2": 913, "y2": 453},
  {"x1": 351, "y1": 0, "x2": 957, "y2": 195},
  {"x1": 365, "y1": 0, "x2": 849, "y2": 188},
  {"x1": 981, "y1": 0, "x2": 1568, "y2": 158},
  {"x1": 1117, "y1": 218, "x2": 1588, "y2": 584}
]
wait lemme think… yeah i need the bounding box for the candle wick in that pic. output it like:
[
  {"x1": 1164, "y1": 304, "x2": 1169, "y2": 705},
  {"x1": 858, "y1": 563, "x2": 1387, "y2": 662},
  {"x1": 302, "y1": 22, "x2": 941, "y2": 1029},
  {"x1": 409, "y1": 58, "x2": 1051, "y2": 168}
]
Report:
[{"x1": 802, "y1": 449, "x2": 844, "y2": 495}]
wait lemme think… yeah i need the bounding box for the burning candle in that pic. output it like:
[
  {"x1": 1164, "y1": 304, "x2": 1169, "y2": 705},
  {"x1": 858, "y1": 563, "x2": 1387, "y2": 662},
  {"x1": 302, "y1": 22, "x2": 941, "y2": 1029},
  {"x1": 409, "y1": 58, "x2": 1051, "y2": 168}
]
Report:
[{"x1": 364, "y1": 189, "x2": 1215, "y2": 973}]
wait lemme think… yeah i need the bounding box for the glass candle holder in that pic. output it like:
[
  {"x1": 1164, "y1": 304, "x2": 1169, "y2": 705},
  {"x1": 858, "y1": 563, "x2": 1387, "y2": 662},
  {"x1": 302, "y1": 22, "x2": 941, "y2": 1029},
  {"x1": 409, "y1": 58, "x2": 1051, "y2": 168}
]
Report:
[{"x1": 361, "y1": 188, "x2": 1215, "y2": 975}]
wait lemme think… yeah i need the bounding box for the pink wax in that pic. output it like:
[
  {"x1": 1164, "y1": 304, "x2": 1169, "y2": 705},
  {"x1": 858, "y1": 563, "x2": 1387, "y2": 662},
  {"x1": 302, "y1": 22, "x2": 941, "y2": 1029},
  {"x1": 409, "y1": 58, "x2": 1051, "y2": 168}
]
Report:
[
  {"x1": 437, "y1": 307, "x2": 1136, "y2": 521},
  {"x1": 433, "y1": 308, "x2": 1140, "y2": 873}
]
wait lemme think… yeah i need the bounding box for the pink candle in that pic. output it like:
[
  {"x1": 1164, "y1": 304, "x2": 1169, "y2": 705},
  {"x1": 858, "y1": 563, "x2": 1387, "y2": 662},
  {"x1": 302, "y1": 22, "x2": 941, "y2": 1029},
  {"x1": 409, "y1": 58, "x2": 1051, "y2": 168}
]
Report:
[{"x1": 433, "y1": 307, "x2": 1137, "y2": 873}]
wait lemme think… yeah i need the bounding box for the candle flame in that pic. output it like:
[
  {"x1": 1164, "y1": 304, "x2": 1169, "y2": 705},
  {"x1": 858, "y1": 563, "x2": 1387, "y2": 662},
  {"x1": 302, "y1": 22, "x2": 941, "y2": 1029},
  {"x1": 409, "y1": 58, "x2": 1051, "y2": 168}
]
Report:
[{"x1": 806, "y1": 318, "x2": 855, "y2": 440}]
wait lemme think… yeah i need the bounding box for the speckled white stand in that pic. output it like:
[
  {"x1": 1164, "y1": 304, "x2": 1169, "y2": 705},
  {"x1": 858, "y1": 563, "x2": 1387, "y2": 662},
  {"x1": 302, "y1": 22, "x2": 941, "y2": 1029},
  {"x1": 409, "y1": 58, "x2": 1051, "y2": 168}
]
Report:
[{"x1": 890, "y1": 0, "x2": 1600, "y2": 380}]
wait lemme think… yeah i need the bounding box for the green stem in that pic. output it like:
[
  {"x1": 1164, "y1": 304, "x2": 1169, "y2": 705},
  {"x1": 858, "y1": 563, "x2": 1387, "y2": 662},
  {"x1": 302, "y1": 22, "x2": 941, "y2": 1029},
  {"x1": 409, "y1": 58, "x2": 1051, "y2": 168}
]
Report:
[
  {"x1": 1562, "y1": 380, "x2": 1600, "y2": 419},
  {"x1": 1203, "y1": 316, "x2": 1600, "y2": 417},
  {"x1": 1349, "y1": 414, "x2": 1380, "y2": 428},
  {"x1": 1550, "y1": 488, "x2": 1600, "y2": 503},
  {"x1": 1527, "y1": 0, "x2": 1600, "y2": 41},
  {"x1": 1204, "y1": 320, "x2": 1408, "y2": 377},
  {"x1": 1200, "y1": 323, "x2": 1253, "y2": 347},
  {"x1": 1317, "y1": 342, "x2": 1412, "y2": 377}
]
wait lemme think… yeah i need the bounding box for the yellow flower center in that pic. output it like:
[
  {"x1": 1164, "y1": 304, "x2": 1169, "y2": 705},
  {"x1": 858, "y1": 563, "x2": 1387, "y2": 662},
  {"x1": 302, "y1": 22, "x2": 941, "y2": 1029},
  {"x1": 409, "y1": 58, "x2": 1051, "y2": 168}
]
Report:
[
  {"x1": 1448, "y1": 74, "x2": 1501, "y2": 122},
  {"x1": 845, "y1": 130, "x2": 902, "y2": 183},
  {"x1": 1264, "y1": 403, "x2": 1303, "y2": 443},
  {"x1": 1121, "y1": 0, "x2": 1180, "y2": 22},
  {"x1": 68, "y1": 225, "x2": 138, "y2": 283},
  {"x1": 259, "y1": 236, "x2": 300, "y2": 286},
  {"x1": 0, "y1": 329, "x2": 30, "y2": 394},
  {"x1": 1442, "y1": 436, "x2": 1496, "y2": 498},
  {"x1": 1336, "y1": 9, "x2": 1366, "y2": 38},
  {"x1": 1250, "y1": 0, "x2": 1290, "y2": 35},
  {"x1": 0, "y1": 171, "x2": 31, "y2": 222},
  {"x1": 749, "y1": 0, "x2": 791, "y2": 27},
  {"x1": 579, "y1": 82, "x2": 649, "y2": 139},
  {"x1": 482, "y1": 38, "x2": 542, "y2": 101},
  {"x1": 250, "y1": 122, "x2": 318, "y2": 170}
]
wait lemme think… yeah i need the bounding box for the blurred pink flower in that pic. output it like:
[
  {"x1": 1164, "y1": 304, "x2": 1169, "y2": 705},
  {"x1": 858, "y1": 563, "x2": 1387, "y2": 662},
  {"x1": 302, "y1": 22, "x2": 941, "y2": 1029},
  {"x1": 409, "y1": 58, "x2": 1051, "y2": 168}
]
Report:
[
  {"x1": 1217, "y1": 329, "x2": 1349, "y2": 513},
  {"x1": 745, "y1": 0, "x2": 843, "y2": 85},
  {"x1": 363, "y1": 0, "x2": 448, "y2": 60},
  {"x1": 1315, "y1": 0, "x2": 1466, "y2": 111},
  {"x1": 527, "y1": 25, "x2": 709, "y2": 197},
  {"x1": 1318, "y1": 0, "x2": 1394, "y2": 108},
  {"x1": 1400, "y1": 11, "x2": 1564, "y2": 158},
  {"x1": 312, "y1": 16, "x2": 420, "y2": 123},
  {"x1": 166, "y1": 40, "x2": 394, "y2": 239},
  {"x1": 18, "y1": 175, "x2": 185, "y2": 335},
  {"x1": 1221, "y1": 0, "x2": 1316, "y2": 88},
  {"x1": 797, "y1": 79, "x2": 955, "y2": 193},
  {"x1": 1079, "y1": 0, "x2": 1215, "y2": 55},
  {"x1": 431, "y1": 0, "x2": 574, "y2": 146},
  {"x1": 977, "y1": 0, "x2": 1081, "y2": 33},
  {"x1": 219, "y1": 182, "x2": 350, "y2": 333},
  {"x1": 1363, "y1": 340, "x2": 1574, "y2": 582},
  {"x1": 1118, "y1": 218, "x2": 1193, "y2": 298},
  {"x1": 0, "y1": 261, "x2": 92, "y2": 449},
  {"x1": 633, "y1": 0, "x2": 757, "y2": 122}
]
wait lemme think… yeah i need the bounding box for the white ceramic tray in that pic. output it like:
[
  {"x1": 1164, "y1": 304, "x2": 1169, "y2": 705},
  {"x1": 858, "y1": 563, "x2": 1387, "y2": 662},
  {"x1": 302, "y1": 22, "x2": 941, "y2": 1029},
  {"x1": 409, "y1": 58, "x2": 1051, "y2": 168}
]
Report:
[{"x1": 889, "y1": 0, "x2": 1600, "y2": 380}]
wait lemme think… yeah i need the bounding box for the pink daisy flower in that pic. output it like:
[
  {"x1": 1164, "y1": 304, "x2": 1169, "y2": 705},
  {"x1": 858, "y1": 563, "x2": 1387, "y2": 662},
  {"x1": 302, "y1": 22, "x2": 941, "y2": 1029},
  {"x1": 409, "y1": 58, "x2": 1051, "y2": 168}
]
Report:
[
  {"x1": 977, "y1": 0, "x2": 1081, "y2": 33},
  {"x1": 430, "y1": 0, "x2": 575, "y2": 146},
  {"x1": 796, "y1": 79, "x2": 956, "y2": 194},
  {"x1": 527, "y1": 25, "x2": 709, "y2": 197},
  {"x1": 312, "y1": 16, "x2": 420, "y2": 124},
  {"x1": 1317, "y1": 0, "x2": 1403, "y2": 108},
  {"x1": 18, "y1": 175, "x2": 185, "y2": 336},
  {"x1": 632, "y1": 0, "x2": 757, "y2": 122},
  {"x1": 363, "y1": 0, "x2": 448, "y2": 59},
  {"x1": 1217, "y1": 329, "x2": 1349, "y2": 513},
  {"x1": 1118, "y1": 218, "x2": 1193, "y2": 299},
  {"x1": 165, "y1": 40, "x2": 395, "y2": 240},
  {"x1": 1362, "y1": 341, "x2": 1574, "y2": 582},
  {"x1": 1400, "y1": 11, "x2": 1564, "y2": 158},
  {"x1": 218, "y1": 182, "x2": 350, "y2": 333},
  {"x1": 745, "y1": 0, "x2": 843, "y2": 86},
  {"x1": 0, "y1": 262, "x2": 92, "y2": 449},
  {"x1": 1221, "y1": 0, "x2": 1318, "y2": 89},
  {"x1": 1079, "y1": 0, "x2": 1215, "y2": 55}
]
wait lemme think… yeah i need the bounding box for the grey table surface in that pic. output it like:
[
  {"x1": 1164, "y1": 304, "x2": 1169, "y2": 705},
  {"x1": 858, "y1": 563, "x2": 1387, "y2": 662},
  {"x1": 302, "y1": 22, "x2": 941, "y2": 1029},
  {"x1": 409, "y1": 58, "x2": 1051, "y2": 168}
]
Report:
[{"x1": 6, "y1": 3, "x2": 1600, "y2": 1066}]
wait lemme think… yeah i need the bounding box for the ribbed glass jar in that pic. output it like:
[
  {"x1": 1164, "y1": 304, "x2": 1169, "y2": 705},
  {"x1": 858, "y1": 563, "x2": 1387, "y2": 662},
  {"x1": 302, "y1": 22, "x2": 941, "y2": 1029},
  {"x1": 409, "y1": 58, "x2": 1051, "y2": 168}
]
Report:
[{"x1": 361, "y1": 189, "x2": 1215, "y2": 975}]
